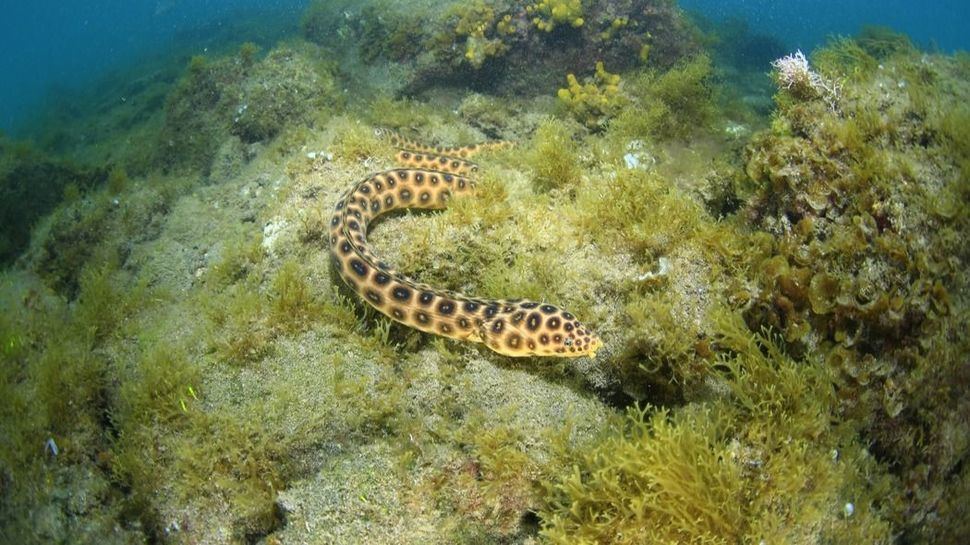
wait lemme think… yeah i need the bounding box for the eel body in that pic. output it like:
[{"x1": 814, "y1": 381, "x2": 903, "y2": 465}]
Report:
[{"x1": 329, "y1": 130, "x2": 601, "y2": 358}]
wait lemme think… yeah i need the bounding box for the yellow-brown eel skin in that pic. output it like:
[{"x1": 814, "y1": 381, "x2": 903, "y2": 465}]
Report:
[{"x1": 329, "y1": 129, "x2": 601, "y2": 358}]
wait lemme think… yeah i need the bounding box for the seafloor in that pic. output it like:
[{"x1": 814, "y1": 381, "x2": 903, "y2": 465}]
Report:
[{"x1": 1, "y1": 1, "x2": 968, "y2": 544}]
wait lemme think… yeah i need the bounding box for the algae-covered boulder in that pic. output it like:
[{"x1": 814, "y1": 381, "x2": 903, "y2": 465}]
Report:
[
  {"x1": 156, "y1": 53, "x2": 245, "y2": 173},
  {"x1": 158, "y1": 44, "x2": 339, "y2": 173},
  {"x1": 303, "y1": 0, "x2": 700, "y2": 96},
  {"x1": 0, "y1": 139, "x2": 106, "y2": 265},
  {"x1": 231, "y1": 47, "x2": 338, "y2": 143},
  {"x1": 741, "y1": 38, "x2": 970, "y2": 544}
]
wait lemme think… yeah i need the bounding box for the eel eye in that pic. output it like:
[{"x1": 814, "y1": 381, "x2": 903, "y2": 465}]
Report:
[{"x1": 564, "y1": 338, "x2": 573, "y2": 346}]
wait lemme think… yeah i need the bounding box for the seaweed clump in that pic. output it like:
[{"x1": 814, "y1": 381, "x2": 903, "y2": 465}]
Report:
[
  {"x1": 528, "y1": 0, "x2": 585, "y2": 32},
  {"x1": 609, "y1": 53, "x2": 718, "y2": 140},
  {"x1": 542, "y1": 320, "x2": 894, "y2": 544},
  {"x1": 557, "y1": 61, "x2": 627, "y2": 130},
  {"x1": 527, "y1": 117, "x2": 583, "y2": 191}
]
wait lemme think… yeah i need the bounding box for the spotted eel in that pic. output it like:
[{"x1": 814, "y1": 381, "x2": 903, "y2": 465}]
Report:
[{"x1": 328, "y1": 130, "x2": 601, "y2": 358}]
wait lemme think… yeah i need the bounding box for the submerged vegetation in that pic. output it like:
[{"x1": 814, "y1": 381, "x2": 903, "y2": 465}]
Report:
[{"x1": 0, "y1": 3, "x2": 967, "y2": 544}]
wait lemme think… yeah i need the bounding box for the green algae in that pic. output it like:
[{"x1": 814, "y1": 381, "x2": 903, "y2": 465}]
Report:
[
  {"x1": 0, "y1": 9, "x2": 968, "y2": 545},
  {"x1": 542, "y1": 317, "x2": 896, "y2": 544},
  {"x1": 609, "y1": 53, "x2": 719, "y2": 141},
  {"x1": 527, "y1": 117, "x2": 583, "y2": 191}
]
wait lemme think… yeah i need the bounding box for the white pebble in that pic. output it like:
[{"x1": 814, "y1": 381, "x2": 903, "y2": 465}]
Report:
[{"x1": 623, "y1": 153, "x2": 639, "y2": 169}]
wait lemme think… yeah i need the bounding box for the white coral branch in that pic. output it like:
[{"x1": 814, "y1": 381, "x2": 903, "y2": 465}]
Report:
[{"x1": 771, "y1": 50, "x2": 842, "y2": 111}]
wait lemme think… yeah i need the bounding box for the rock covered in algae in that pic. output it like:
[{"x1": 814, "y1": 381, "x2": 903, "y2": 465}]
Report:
[{"x1": 302, "y1": 0, "x2": 700, "y2": 95}]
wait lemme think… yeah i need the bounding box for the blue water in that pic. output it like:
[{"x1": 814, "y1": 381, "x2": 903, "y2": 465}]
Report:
[
  {"x1": 0, "y1": 0, "x2": 308, "y2": 132},
  {"x1": 679, "y1": 0, "x2": 969, "y2": 53},
  {"x1": 1, "y1": 0, "x2": 968, "y2": 133}
]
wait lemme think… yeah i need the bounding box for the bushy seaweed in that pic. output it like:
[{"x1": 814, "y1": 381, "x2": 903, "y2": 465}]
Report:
[
  {"x1": 527, "y1": 117, "x2": 582, "y2": 191},
  {"x1": 542, "y1": 318, "x2": 894, "y2": 544},
  {"x1": 610, "y1": 53, "x2": 718, "y2": 141}
]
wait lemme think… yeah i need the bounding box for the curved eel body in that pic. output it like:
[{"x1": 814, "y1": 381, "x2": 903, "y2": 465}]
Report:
[{"x1": 329, "y1": 131, "x2": 601, "y2": 358}]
